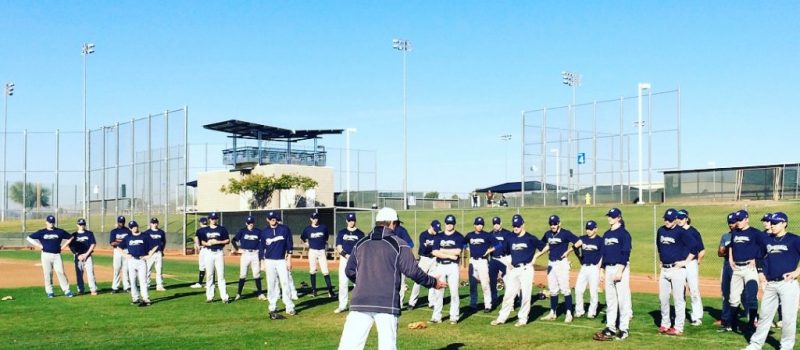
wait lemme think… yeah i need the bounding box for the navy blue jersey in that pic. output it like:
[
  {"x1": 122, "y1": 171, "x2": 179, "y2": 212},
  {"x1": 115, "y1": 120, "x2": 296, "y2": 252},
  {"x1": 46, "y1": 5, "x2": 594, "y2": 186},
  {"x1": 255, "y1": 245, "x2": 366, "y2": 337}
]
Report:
[
  {"x1": 719, "y1": 231, "x2": 733, "y2": 261},
  {"x1": 433, "y1": 231, "x2": 465, "y2": 264},
  {"x1": 301, "y1": 224, "x2": 329, "y2": 250},
  {"x1": 395, "y1": 225, "x2": 414, "y2": 248},
  {"x1": 507, "y1": 232, "x2": 545, "y2": 266},
  {"x1": 120, "y1": 233, "x2": 154, "y2": 258},
  {"x1": 657, "y1": 225, "x2": 697, "y2": 264},
  {"x1": 578, "y1": 234, "x2": 604, "y2": 265},
  {"x1": 109, "y1": 227, "x2": 131, "y2": 245},
  {"x1": 682, "y1": 226, "x2": 705, "y2": 256},
  {"x1": 234, "y1": 227, "x2": 263, "y2": 250},
  {"x1": 203, "y1": 226, "x2": 229, "y2": 251},
  {"x1": 69, "y1": 231, "x2": 96, "y2": 255},
  {"x1": 465, "y1": 231, "x2": 496, "y2": 259},
  {"x1": 262, "y1": 224, "x2": 293, "y2": 260},
  {"x1": 490, "y1": 228, "x2": 513, "y2": 257},
  {"x1": 731, "y1": 226, "x2": 766, "y2": 262},
  {"x1": 542, "y1": 228, "x2": 579, "y2": 261},
  {"x1": 144, "y1": 229, "x2": 166, "y2": 252},
  {"x1": 336, "y1": 228, "x2": 365, "y2": 257},
  {"x1": 762, "y1": 233, "x2": 800, "y2": 280},
  {"x1": 417, "y1": 230, "x2": 437, "y2": 258},
  {"x1": 195, "y1": 226, "x2": 208, "y2": 240},
  {"x1": 601, "y1": 226, "x2": 632, "y2": 267},
  {"x1": 29, "y1": 228, "x2": 72, "y2": 254}
]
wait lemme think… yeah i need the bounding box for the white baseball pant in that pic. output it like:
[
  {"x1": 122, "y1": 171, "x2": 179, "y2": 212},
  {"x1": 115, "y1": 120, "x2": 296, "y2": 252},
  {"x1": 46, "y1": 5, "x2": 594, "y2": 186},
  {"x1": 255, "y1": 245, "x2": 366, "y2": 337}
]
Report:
[
  {"x1": 408, "y1": 256, "x2": 437, "y2": 307},
  {"x1": 574, "y1": 264, "x2": 600, "y2": 316},
  {"x1": 337, "y1": 311, "x2": 398, "y2": 350},
  {"x1": 40, "y1": 252, "x2": 70, "y2": 294},
  {"x1": 239, "y1": 250, "x2": 261, "y2": 279},
  {"x1": 127, "y1": 257, "x2": 149, "y2": 302},
  {"x1": 470, "y1": 258, "x2": 492, "y2": 308},
  {"x1": 659, "y1": 266, "x2": 687, "y2": 332},
  {"x1": 146, "y1": 251, "x2": 164, "y2": 289},
  {"x1": 730, "y1": 264, "x2": 759, "y2": 308},
  {"x1": 604, "y1": 264, "x2": 632, "y2": 331},
  {"x1": 198, "y1": 247, "x2": 208, "y2": 271},
  {"x1": 74, "y1": 255, "x2": 97, "y2": 293},
  {"x1": 746, "y1": 280, "x2": 799, "y2": 350},
  {"x1": 338, "y1": 256, "x2": 351, "y2": 310},
  {"x1": 495, "y1": 263, "x2": 534, "y2": 324},
  {"x1": 265, "y1": 259, "x2": 295, "y2": 312},
  {"x1": 112, "y1": 248, "x2": 129, "y2": 290},
  {"x1": 430, "y1": 262, "x2": 460, "y2": 322},
  {"x1": 685, "y1": 259, "x2": 703, "y2": 322},
  {"x1": 308, "y1": 248, "x2": 329, "y2": 274},
  {"x1": 204, "y1": 250, "x2": 229, "y2": 301},
  {"x1": 547, "y1": 258, "x2": 571, "y2": 296}
]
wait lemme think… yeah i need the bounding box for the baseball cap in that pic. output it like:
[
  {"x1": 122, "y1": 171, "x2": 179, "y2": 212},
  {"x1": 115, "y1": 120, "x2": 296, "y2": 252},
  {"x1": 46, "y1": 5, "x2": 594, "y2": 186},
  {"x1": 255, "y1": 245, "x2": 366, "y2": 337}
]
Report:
[
  {"x1": 128, "y1": 220, "x2": 139, "y2": 228},
  {"x1": 735, "y1": 210, "x2": 749, "y2": 221},
  {"x1": 474, "y1": 217, "x2": 485, "y2": 225},
  {"x1": 727, "y1": 212, "x2": 737, "y2": 225},
  {"x1": 46, "y1": 215, "x2": 56, "y2": 224},
  {"x1": 199, "y1": 217, "x2": 208, "y2": 224},
  {"x1": 245, "y1": 216, "x2": 255, "y2": 224},
  {"x1": 346, "y1": 213, "x2": 356, "y2": 222},
  {"x1": 548, "y1": 215, "x2": 560, "y2": 225},
  {"x1": 511, "y1": 214, "x2": 524, "y2": 228},
  {"x1": 375, "y1": 207, "x2": 398, "y2": 222},
  {"x1": 150, "y1": 217, "x2": 159, "y2": 224},
  {"x1": 310, "y1": 212, "x2": 320, "y2": 219},
  {"x1": 770, "y1": 212, "x2": 788, "y2": 224},
  {"x1": 585, "y1": 220, "x2": 597, "y2": 230},
  {"x1": 267, "y1": 211, "x2": 280, "y2": 220},
  {"x1": 116, "y1": 215, "x2": 126, "y2": 224},
  {"x1": 676, "y1": 209, "x2": 688, "y2": 220},
  {"x1": 663, "y1": 208, "x2": 678, "y2": 221},
  {"x1": 77, "y1": 218, "x2": 86, "y2": 226},
  {"x1": 209, "y1": 212, "x2": 219, "y2": 220},
  {"x1": 606, "y1": 208, "x2": 622, "y2": 219},
  {"x1": 492, "y1": 217, "x2": 501, "y2": 225},
  {"x1": 444, "y1": 214, "x2": 456, "y2": 225},
  {"x1": 431, "y1": 220, "x2": 442, "y2": 231},
  {"x1": 761, "y1": 213, "x2": 773, "y2": 222}
]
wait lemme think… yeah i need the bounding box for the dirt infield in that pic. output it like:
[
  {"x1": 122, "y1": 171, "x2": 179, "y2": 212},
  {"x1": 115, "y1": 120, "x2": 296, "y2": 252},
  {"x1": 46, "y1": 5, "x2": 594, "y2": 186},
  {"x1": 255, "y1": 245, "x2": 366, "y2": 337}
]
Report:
[{"x1": 0, "y1": 258, "x2": 115, "y2": 289}]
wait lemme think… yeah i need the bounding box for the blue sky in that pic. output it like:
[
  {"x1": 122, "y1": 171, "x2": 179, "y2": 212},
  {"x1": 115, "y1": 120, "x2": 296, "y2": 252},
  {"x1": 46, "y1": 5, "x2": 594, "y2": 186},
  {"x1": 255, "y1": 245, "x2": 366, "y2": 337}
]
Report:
[{"x1": 1, "y1": 1, "x2": 798, "y2": 194}]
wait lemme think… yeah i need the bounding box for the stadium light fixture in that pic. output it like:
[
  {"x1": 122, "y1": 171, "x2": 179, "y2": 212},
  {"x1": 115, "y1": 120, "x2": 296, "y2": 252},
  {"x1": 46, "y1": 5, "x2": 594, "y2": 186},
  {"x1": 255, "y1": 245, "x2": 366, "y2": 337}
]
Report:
[
  {"x1": 561, "y1": 71, "x2": 581, "y2": 204},
  {"x1": 3, "y1": 82, "x2": 14, "y2": 221},
  {"x1": 82, "y1": 43, "x2": 95, "y2": 220},
  {"x1": 392, "y1": 38, "x2": 411, "y2": 209},
  {"x1": 637, "y1": 82, "x2": 651, "y2": 205}
]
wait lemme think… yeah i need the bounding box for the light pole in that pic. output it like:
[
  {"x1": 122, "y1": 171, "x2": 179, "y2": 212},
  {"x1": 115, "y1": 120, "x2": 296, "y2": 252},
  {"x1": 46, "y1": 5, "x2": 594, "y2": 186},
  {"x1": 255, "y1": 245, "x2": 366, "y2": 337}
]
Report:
[
  {"x1": 637, "y1": 82, "x2": 651, "y2": 205},
  {"x1": 392, "y1": 38, "x2": 411, "y2": 209},
  {"x1": 551, "y1": 148, "x2": 560, "y2": 194},
  {"x1": 561, "y1": 71, "x2": 581, "y2": 203},
  {"x1": 500, "y1": 134, "x2": 512, "y2": 181},
  {"x1": 345, "y1": 128, "x2": 357, "y2": 207},
  {"x1": 3, "y1": 82, "x2": 14, "y2": 222},
  {"x1": 82, "y1": 43, "x2": 95, "y2": 220}
]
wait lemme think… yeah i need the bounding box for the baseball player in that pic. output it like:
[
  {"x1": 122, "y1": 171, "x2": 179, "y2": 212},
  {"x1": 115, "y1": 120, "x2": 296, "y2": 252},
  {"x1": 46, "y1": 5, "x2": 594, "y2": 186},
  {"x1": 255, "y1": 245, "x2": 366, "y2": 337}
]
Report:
[
  {"x1": 407, "y1": 220, "x2": 440, "y2": 310},
  {"x1": 190, "y1": 217, "x2": 209, "y2": 288},
  {"x1": 301, "y1": 212, "x2": 335, "y2": 298},
  {"x1": 656, "y1": 209, "x2": 699, "y2": 336},
  {"x1": 465, "y1": 216, "x2": 496, "y2": 312},
  {"x1": 760, "y1": 213, "x2": 783, "y2": 328},
  {"x1": 264, "y1": 212, "x2": 299, "y2": 301},
  {"x1": 144, "y1": 217, "x2": 167, "y2": 291},
  {"x1": 488, "y1": 216, "x2": 513, "y2": 309},
  {"x1": 232, "y1": 215, "x2": 266, "y2": 301},
  {"x1": 716, "y1": 213, "x2": 739, "y2": 331},
  {"x1": 539, "y1": 215, "x2": 581, "y2": 322},
  {"x1": 334, "y1": 213, "x2": 365, "y2": 313},
  {"x1": 744, "y1": 212, "x2": 800, "y2": 350},
  {"x1": 490, "y1": 214, "x2": 546, "y2": 326},
  {"x1": 202, "y1": 212, "x2": 231, "y2": 303},
  {"x1": 26, "y1": 215, "x2": 74, "y2": 298},
  {"x1": 109, "y1": 216, "x2": 131, "y2": 293},
  {"x1": 723, "y1": 209, "x2": 765, "y2": 334},
  {"x1": 593, "y1": 208, "x2": 632, "y2": 341},
  {"x1": 573, "y1": 220, "x2": 603, "y2": 319},
  {"x1": 676, "y1": 209, "x2": 705, "y2": 326},
  {"x1": 429, "y1": 214, "x2": 465, "y2": 324},
  {"x1": 120, "y1": 221, "x2": 157, "y2": 306},
  {"x1": 262, "y1": 211, "x2": 296, "y2": 319},
  {"x1": 69, "y1": 218, "x2": 98, "y2": 295}
]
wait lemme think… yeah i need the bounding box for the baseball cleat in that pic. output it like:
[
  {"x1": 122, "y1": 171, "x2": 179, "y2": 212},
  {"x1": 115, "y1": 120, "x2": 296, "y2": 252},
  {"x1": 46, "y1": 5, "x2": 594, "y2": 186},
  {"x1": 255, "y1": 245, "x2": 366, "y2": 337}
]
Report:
[
  {"x1": 428, "y1": 319, "x2": 442, "y2": 324},
  {"x1": 665, "y1": 328, "x2": 683, "y2": 336},
  {"x1": 587, "y1": 314, "x2": 596, "y2": 319},
  {"x1": 717, "y1": 326, "x2": 733, "y2": 333},
  {"x1": 490, "y1": 319, "x2": 503, "y2": 326},
  {"x1": 131, "y1": 299, "x2": 141, "y2": 305},
  {"x1": 257, "y1": 294, "x2": 267, "y2": 301},
  {"x1": 483, "y1": 309, "x2": 492, "y2": 314},
  {"x1": 65, "y1": 291, "x2": 74, "y2": 298},
  {"x1": 540, "y1": 311, "x2": 557, "y2": 321},
  {"x1": 449, "y1": 317, "x2": 459, "y2": 325},
  {"x1": 690, "y1": 319, "x2": 702, "y2": 326},
  {"x1": 574, "y1": 312, "x2": 585, "y2": 318},
  {"x1": 565, "y1": 312, "x2": 573, "y2": 323},
  {"x1": 111, "y1": 289, "x2": 119, "y2": 294},
  {"x1": 291, "y1": 293, "x2": 299, "y2": 301},
  {"x1": 47, "y1": 293, "x2": 55, "y2": 298},
  {"x1": 189, "y1": 283, "x2": 202, "y2": 289},
  {"x1": 234, "y1": 294, "x2": 242, "y2": 301},
  {"x1": 286, "y1": 310, "x2": 296, "y2": 316},
  {"x1": 407, "y1": 303, "x2": 416, "y2": 310},
  {"x1": 328, "y1": 291, "x2": 336, "y2": 299},
  {"x1": 333, "y1": 308, "x2": 344, "y2": 313},
  {"x1": 616, "y1": 330, "x2": 629, "y2": 340},
  {"x1": 222, "y1": 299, "x2": 231, "y2": 304},
  {"x1": 658, "y1": 326, "x2": 669, "y2": 334},
  {"x1": 156, "y1": 286, "x2": 166, "y2": 292},
  {"x1": 139, "y1": 300, "x2": 151, "y2": 307},
  {"x1": 514, "y1": 321, "x2": 526, "y2": 327},
  {"x1": 205, "y1": 299, "x2": 213, "y2": 303},
  {"x1": 90, "y1": 290, "x2": 98, "y2": 296},
  {"x1": 269, "y1": 312, "x2": 285, "y2": 320}
]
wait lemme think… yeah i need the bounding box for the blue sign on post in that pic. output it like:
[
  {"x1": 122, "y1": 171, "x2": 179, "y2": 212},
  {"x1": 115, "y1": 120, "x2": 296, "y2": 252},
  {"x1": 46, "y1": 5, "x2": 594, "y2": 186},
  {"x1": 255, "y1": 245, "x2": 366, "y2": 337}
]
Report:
[{"x1": 577, "y1": 152, "x2": 586, "y2": 165}]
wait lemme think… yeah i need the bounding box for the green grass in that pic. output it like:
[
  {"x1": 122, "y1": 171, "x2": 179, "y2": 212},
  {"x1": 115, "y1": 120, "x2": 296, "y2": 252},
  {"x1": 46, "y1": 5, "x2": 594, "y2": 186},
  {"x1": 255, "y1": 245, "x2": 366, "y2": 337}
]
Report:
[{"x1": 0, "y1": 250, "x2": 779, "y2": 349}]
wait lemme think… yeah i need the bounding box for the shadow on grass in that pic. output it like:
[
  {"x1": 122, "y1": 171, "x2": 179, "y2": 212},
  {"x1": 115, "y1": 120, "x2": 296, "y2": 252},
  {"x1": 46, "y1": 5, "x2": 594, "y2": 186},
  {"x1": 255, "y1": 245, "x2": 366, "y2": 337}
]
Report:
[
  {"x1": 434, "y1": 343, "x2": 465, "y2": 350},
  {"x1": 150, "y1": 290, "x2": 205, "y2": 304}
]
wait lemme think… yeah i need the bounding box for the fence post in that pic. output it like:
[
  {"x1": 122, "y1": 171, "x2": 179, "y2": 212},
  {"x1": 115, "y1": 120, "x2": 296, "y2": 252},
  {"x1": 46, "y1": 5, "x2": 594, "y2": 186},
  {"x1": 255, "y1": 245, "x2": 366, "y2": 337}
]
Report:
[
  {"x1": 55, "y1": 130, "x2": 60, "y2": 222},
  {"x1": 183, "y1": 106, "x2": 189, "y2": 255},
  {"x1": 131, "y1": 117, "x2": 136, "y2": 221},
  {"x1": 652, "y1": 204, "x2": 657, "y2": 280},
  {"x1": 147, "y1": 114, "x2": 152, "y2": 220},
  {"x1": 102, "y1": 125, "x2": 106, "y2": 235},
  {"x1": 164, "y1": 110, "x2": 169, "y2": 243},
  {"x1": 22, "y1": 129, "x2": 27, "y2": 232}
]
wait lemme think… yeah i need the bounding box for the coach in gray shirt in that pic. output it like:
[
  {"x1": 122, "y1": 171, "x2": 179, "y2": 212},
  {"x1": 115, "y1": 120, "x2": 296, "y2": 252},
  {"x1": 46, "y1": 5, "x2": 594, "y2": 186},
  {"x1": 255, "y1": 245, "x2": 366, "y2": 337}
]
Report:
[{"x1": 337, "y1": 207, "x2": 446, "y2": 350}]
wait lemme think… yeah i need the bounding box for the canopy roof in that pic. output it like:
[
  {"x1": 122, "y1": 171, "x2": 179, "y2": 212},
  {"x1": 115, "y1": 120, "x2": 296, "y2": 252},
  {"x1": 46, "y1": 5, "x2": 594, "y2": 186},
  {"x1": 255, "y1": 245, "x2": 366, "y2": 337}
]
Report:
[{"x1": 203, "y1": 119, "x2": 343, "y2": 142}]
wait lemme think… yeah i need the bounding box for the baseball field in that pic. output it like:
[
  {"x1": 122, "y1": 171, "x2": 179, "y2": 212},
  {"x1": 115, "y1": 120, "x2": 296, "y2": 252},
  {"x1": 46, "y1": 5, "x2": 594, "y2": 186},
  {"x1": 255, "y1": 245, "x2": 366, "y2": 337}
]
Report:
[{"x1": 1, "y1": 202, "x2": 798, "y2": 349}]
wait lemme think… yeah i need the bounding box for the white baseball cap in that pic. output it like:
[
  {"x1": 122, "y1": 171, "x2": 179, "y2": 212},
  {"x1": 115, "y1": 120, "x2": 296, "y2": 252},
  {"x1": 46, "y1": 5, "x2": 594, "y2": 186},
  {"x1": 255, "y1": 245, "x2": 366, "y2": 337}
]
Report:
[{"x1": 376, "y1": 207, "x2": 399, "y2": 222}]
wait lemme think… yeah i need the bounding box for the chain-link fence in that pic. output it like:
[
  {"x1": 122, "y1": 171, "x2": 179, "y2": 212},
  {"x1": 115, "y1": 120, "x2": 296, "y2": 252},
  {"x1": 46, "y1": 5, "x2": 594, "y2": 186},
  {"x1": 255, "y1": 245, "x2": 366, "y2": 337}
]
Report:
[{"x1": 665, "y1": 164, "x2": 800, "y2": 202}]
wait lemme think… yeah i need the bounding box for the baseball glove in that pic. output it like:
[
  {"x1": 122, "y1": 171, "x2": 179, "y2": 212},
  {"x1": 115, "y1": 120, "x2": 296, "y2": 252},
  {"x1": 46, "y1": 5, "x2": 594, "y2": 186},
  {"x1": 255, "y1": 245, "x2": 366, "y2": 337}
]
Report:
[
  {"x1": 407, "y1": 321, "x2": 428, "y2": 330},
  {"x1": 593, "y1": 331, "x2": 614, "y2": 341}
]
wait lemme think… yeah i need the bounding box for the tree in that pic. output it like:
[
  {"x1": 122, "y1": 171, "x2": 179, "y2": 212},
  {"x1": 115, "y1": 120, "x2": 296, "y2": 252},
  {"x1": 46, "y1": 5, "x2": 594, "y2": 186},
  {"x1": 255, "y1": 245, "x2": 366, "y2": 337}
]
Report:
[
  {"x1": 9, "y1": 182, "x2": 51, "y2": 209},
  {"x1": 423, "y1": 191, "x2": 439, "y2": 199},
  {"x1": 219, "y1": 173, "x2": 318, "y2": 209},
  {"x1": 450, "y1": 194, "x2": 460, "y2": 200}
]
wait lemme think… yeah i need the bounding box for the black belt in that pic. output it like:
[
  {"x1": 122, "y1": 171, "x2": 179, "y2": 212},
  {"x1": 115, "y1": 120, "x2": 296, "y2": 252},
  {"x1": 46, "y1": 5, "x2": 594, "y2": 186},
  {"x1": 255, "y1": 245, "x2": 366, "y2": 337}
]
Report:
[
  {"x1": 438, "y1": 261, "x2": 456, "y2": 265},
  {"x1": 582, "y1": 263, "x2": 598, "y2": 267},
  {"x1": 661, "y1": 263, "x2": 683, "y2": 268},
  {"x1": 421, "y1": 254, "x2": 433, "y2": 259},
  {"x1": 471, "y1": 257, "x2": 487, "y2": 260},
  {"x1": 734, "y1": 261, "x2": 751, "y2": 266},
  {"x1": 767, "y1": 277, "x2": 786, "y2": 282},
  {"x1": 493, "y1": 255, "x2": 508, "y2": 259},
  {"x1": 514, "y1": 263, "x2": 531, "y2": 268}
]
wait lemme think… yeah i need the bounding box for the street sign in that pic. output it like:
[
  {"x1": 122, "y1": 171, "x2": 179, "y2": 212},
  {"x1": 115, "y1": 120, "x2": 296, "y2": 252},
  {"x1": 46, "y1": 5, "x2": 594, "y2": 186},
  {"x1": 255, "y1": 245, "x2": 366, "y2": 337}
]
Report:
[{"x1": 577, "y1": 152, "x2": 586, "y2": 165}]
